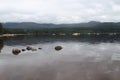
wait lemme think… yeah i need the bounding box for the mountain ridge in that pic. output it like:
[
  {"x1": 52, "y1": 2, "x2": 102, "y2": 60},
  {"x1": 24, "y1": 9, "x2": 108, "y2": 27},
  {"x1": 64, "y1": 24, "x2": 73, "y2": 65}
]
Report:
[{"x1": 2, "y1": 21, "x2": 120, "y2": 29}]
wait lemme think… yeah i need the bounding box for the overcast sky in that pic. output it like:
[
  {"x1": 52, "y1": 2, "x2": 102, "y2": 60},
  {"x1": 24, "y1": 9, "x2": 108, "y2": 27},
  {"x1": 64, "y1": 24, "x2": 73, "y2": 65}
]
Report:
[{"x1": 0, "y1": 0, "x2": 120, "y2": 23}]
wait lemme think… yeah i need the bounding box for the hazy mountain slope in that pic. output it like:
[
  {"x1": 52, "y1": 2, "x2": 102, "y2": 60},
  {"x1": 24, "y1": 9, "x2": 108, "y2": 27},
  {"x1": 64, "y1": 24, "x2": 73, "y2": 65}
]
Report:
[{"x1": 2, "y1": 21, "x2": 120, "y2": 29}]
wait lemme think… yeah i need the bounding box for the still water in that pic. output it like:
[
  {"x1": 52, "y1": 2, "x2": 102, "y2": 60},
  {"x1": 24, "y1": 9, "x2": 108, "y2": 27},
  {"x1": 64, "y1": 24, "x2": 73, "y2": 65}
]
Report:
[{"x1": 0, "y1": 35, "x2": 120, "y2": 80}]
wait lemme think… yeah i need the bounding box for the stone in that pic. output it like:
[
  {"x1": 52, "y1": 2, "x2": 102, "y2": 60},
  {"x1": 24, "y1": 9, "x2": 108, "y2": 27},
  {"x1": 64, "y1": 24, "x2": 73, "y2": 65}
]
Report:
[
  {"x1": 26, "y1": 46, "x2": 33, "y2": 50},
  {"x1": 38, "y1": 48, "x2": 42, "y2": 50},
  {"x1": 22, "y1": 49, "x2": 26, "y2": 52},
  {"x1": 12, "y1": 48, "x2": 21, "y2": 55},
  {"x1": 31, "y1": 48, "x2": 37, "y2": 51},
  {"x1": 55, "y1": 46, "x2": 63, "y2": 51}
]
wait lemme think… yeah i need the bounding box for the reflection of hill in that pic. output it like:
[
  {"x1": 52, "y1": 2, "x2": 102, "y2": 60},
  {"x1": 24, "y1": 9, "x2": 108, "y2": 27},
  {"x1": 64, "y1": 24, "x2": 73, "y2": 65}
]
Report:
[
  {"x1": 0, "y1": 38, "x2": 4, "y2": 53},
  {"x1": 3, "y1": 35, "x2": 120, "y2": 46}
]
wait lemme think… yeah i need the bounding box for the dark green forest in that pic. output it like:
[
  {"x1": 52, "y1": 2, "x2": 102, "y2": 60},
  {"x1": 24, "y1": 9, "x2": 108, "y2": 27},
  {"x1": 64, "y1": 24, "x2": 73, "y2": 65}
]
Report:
[{"x1": 0, "y1": 23, "x2": 3, "y2": 34}]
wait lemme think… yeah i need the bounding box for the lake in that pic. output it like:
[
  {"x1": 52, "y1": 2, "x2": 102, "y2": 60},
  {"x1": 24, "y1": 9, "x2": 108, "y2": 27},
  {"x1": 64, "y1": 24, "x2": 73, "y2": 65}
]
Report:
[{"x1": 0, "y1": 35, "x2": 120, "y2": 80}]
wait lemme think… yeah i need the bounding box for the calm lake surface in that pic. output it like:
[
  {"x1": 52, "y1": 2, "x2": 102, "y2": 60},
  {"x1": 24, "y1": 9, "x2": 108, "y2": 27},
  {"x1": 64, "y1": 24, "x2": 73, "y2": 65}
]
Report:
[{"x1": 0, "y1": 35, "x2": 120, "y2": 80}]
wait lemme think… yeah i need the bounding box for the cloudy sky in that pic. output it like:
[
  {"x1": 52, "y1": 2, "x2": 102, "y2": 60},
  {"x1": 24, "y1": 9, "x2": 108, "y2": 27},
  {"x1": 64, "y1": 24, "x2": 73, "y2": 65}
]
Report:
[{"x1": 0, "y1": 0, "x2": 120, "y2": 23}]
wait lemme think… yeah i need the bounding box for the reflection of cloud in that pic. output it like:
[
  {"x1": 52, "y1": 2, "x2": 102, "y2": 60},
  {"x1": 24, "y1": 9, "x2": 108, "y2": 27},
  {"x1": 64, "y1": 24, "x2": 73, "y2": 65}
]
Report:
[
  {"x1": 2, "y1": 42, "x2": 120, "y2": 62},
  {"x1": 1, "y1": 41, "x2": 120, "y2": 80}
]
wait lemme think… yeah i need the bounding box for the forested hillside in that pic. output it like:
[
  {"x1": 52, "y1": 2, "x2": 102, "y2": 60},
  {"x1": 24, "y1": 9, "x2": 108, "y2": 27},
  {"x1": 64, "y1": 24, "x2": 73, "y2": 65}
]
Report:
[
  {"x1": 0, "y1": 23, "x2": 3, "y2": 34},
  {"x1": 2, "y1": 21, "x2": 120, "y2": 35}
]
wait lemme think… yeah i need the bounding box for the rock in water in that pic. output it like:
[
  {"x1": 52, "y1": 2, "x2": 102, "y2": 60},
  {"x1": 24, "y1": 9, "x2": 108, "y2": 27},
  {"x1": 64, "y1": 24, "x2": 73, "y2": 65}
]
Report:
[
  {"x1": 26, "y1": 46, "x2": 33, "y2": 50},
  {"x1": 38, "y1": 48, "x2": 42, "y2": 50},
  {"x1": 22, "y1": 49, "x2": 26, "y2": 52},
  {"x1": 55, "y1": 46, "x2": 63, "y2": 51},
  {"x1": 31, "y1": 48, "x2": 37, "y2": 51},
  {"x1": 12, "y1": 49, "x2": 21, "y2": 55}
]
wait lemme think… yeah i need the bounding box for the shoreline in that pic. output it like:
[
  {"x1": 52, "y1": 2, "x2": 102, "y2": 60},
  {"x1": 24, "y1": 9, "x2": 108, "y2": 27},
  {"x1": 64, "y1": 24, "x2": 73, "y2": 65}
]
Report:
[
  {"x1": 0, "y1": 32, "x2": 119, "y2": 37},
  {"x1": 0, "y1": 34, "x2": 32, "y2": 37}
]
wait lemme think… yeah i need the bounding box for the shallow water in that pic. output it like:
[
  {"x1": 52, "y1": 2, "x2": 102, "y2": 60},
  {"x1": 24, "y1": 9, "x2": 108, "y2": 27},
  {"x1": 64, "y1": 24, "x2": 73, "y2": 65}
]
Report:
[{"x1": 0, "y1": 35, "x2": 120, "y2": 80}]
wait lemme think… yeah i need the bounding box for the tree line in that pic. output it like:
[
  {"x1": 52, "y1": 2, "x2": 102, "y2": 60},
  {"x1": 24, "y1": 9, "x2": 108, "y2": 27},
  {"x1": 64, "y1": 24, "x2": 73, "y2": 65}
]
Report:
[
  {"x1": 1, "y1": 22, "x2": 120, "y2": 35},
  {"x1": 0, "y1": 23, "x2": 3, "y2": 34}
]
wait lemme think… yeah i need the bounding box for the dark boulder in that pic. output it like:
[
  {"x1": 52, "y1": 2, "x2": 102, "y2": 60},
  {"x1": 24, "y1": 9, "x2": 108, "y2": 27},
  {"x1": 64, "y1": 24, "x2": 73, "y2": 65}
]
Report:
[
  {"x1": 38, "y1": 48, "x2": 42, "y2": 50},
  {"x1": 55, "y1": 46, "x2": 63, "y2": 51},
  {"x1": 22, "y1": 49, "x2": 26, "y2": 52},
  {"x1": 12, "y1": 49, "x2": 21, "y2": 55},
  {"x1": 26, "y1": 46, "x2": 33, "y2": 50}
]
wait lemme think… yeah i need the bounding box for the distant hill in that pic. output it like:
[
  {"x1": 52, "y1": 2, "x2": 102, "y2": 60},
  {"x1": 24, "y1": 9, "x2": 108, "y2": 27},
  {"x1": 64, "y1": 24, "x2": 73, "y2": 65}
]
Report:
[
  {"x1": 2, "y1": 22, "x2": 56, "y2": 29},
  {"x1": 2, "y1": 21, "x2": 120, "y2": 29}
]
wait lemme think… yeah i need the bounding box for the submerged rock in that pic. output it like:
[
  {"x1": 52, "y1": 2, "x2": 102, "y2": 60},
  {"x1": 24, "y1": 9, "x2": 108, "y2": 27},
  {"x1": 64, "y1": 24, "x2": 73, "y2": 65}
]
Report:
[
  {"x1": 55, "y1": 46, "x2": 63, "y2": 51},
  {"x1": 31, "y1": 48, "x2": 37, "y2": 51},
  {"x1": 38, "y1": 48, "x2": 42, "y2": 50},
  {"x1": 12, "y1": 48, "x2": 21, "y2": 55},
  {"x1": 26, "y1": 46, "x2": 37, "y2": 51},
  {"x1": 26, "y1": 46, "x2": 33, "y2": 50},
  {"x1": 22, "y1": 49, "x2": 26, "y2": 52}
]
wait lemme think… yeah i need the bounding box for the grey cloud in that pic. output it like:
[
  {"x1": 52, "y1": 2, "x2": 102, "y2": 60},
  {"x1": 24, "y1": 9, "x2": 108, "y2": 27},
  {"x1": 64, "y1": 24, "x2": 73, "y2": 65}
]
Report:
[{"x1": 0, "y1": 0, "x2": 120, "y2": 23}]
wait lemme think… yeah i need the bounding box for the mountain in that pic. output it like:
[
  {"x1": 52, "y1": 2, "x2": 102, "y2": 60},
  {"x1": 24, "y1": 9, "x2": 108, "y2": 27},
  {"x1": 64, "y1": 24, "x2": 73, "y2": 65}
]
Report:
[
  {"x1": 2, "y1": 21, "x2": 120, "y2": 29},
  {"x1": 2, "y1": 22, "x2": 56, "y2": 29}
]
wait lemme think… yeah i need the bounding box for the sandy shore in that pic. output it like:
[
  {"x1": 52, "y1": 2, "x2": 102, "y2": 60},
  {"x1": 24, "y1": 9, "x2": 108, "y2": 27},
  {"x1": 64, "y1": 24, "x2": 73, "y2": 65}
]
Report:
[{"x1": 0, "y1": 34, "x2": 32, "y2": 37}]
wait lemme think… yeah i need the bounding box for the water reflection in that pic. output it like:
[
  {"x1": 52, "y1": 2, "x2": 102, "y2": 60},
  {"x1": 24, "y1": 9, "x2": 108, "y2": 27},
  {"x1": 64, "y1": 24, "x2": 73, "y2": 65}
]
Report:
[
  {"x1": 0, "y1": 38, "x2": 4, "y2": 53},
  {"x1": 1, "y1": 40, "x2": 120, "y2": 80},
  {"x1": 0, "y1": 34, "x2": 120, "y2": 53},
  {"x1": 3, "y1": 34, "x2": 120, "y2": 45},
  {"x1": 0, "y1": 35, "x2": 120, "y2": 80}
]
